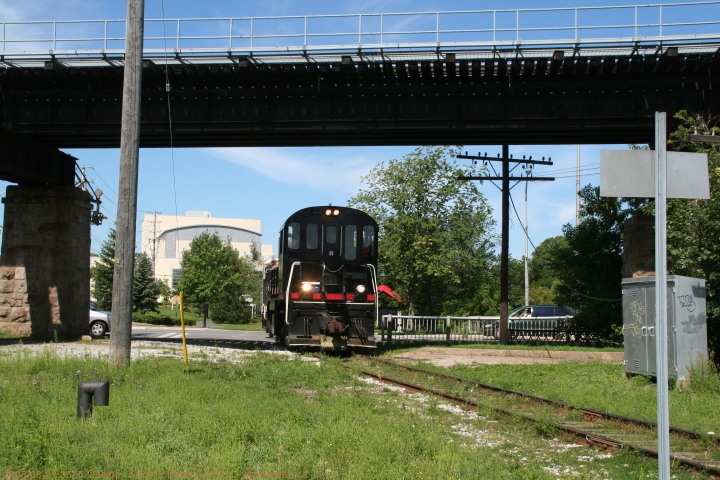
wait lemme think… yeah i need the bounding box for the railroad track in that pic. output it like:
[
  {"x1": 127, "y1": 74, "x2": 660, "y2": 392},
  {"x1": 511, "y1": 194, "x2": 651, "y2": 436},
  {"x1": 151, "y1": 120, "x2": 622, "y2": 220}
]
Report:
[{"x1": 357, "y1": 355, "x2": 720, "y2": 478}]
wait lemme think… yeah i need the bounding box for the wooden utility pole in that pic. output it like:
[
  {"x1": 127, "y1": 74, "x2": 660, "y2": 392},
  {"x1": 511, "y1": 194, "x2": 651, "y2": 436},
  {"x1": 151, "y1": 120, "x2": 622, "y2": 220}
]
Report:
[
  {"x1": 458, "y1": 148, "x2": 554, "y2": 345},
  {"x1": 110, "y1": 0, "x2": 145, "y2": 367},
  {"x1": 499, "y1": 145, "x2": 510, "y2": 344}
]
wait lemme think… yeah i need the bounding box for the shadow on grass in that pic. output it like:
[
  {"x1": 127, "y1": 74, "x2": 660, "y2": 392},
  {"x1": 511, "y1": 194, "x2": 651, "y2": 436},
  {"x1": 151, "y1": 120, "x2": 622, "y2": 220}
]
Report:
[
  {"x1": 131, "y1": 336, "x2": 283, "y2": 352},
  {"x1": 0, "y1": 335, "x2": 60, "y2": 346},
  {"x1": 0, "y1": 335, "x2": 282, "y2": 352}
]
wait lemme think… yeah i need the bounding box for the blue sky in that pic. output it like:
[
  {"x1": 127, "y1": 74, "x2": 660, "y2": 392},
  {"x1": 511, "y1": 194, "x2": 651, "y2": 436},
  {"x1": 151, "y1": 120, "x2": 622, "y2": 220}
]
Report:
[{"x1": 1, "y1": 0, "x2": 715, "y2": 259}]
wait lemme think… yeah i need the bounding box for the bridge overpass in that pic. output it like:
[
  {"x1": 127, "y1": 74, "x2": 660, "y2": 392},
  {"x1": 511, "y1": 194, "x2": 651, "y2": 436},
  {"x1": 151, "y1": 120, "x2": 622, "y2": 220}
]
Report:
[
  {"x1": 2, "y1": 2, "x2": 720, "y2": 152},
  {"x1": 0, "y1": 2, "x2": 719, "y2": 336}
]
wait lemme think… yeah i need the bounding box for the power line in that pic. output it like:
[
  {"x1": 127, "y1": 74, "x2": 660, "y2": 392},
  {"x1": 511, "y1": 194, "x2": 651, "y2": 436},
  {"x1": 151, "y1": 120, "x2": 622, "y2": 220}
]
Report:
[
  {"x1": 507, "y1": 190, "x2": 621, "y2": 302},
  {"x1": 542, "y1": 162, "x2": 600, "y2": 176},
  {"x1": 161, "y1": 0, "x2": 183, "y2": 283},
  {"x1": 554, "y1": 170, "x2": 600, "y2": 180},
  {"x1": 90, "y1": 166, "x2": 119, "y2": 198}
]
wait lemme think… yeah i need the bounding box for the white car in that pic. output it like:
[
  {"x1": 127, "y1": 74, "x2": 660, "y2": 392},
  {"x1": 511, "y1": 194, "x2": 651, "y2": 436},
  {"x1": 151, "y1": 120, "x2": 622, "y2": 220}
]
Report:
[{"x1": 89, "y1": 305, "x2": 111, "y2": 337}]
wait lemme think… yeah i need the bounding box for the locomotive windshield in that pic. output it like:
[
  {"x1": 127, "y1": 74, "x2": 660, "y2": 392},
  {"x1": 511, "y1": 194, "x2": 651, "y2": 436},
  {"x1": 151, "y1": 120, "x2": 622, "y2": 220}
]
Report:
[
  {"x1": 326, "y1": 225, "x2": 337, "y2": 244},
  {"x1": 344, "y1": 225, "x2": 357, "y2": 260},
  {"x1": 283, "y1": 221, "x2": 376, "y2": 260},
  {"x1": 362, "y1": 225, "x2": 375, "y2": 259},
  {"x1": 287, "y1": 223, "x2": 300, "y2": 250},
  {"x1": 306, "y1": 223, "x2": 319, "y2": 249}
]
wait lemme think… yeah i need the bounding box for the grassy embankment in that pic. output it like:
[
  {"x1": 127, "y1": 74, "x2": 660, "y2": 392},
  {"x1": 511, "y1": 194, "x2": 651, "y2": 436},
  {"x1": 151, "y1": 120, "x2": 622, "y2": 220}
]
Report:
[{"x1": 0, "y1": 343, "x2": 717, "y2": 479}]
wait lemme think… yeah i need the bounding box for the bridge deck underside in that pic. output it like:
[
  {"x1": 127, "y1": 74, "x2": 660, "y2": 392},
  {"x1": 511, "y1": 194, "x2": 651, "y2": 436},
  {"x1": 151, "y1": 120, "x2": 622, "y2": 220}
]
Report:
[{"x1": 1, "y1": 52, "x2": 718, "y2": 147}]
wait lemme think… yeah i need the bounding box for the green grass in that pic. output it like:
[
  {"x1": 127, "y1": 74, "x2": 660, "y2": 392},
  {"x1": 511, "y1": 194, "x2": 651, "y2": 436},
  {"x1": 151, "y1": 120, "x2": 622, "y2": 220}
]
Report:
[
  {"x1": 390, "y1": 357, "x2": 720, "y2": 436},
  {"x1": 0, "y1": 332, "x2": 26, "y2": 341},
  {"x1": 157, "y1": 305, "x2": 204, "y2": 324},
  {"x1": 374, "y1": 340, "x2": 622, "y2": 357},
  {"x1": 213, "y1": 323, "x2": 265, "y2": 331},
  {"x1": 0, "y1": 347, "x2": 712, "y2": 479}
]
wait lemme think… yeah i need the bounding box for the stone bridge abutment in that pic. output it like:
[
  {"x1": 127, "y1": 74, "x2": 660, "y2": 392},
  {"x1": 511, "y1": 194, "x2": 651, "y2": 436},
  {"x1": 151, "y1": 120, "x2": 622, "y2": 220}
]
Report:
[{"x1": 0, "y1": 185, "x2": 92, "y2": 337}]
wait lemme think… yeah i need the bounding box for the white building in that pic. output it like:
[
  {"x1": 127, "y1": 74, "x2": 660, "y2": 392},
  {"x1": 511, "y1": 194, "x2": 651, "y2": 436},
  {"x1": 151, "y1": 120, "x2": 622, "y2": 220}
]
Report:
[{"x1": 141, "y1": 211, "x2": 274, "y2": 288}]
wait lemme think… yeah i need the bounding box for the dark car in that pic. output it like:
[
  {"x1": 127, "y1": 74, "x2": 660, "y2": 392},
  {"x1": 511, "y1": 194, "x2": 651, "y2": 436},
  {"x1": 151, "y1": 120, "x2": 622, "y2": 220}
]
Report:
[{"x1": 483, "y1": 305, "x2": 574, "y2": 339}]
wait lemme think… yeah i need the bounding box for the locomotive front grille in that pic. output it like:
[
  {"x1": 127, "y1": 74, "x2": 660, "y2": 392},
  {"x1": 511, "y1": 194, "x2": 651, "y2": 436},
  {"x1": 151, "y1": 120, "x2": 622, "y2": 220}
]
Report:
[
  {"x1": 352, "y1": 318, "x2": 368, "y2": 339},
  {"x1": 302, "y1": 317, "x2": 313, "y2": 338}
]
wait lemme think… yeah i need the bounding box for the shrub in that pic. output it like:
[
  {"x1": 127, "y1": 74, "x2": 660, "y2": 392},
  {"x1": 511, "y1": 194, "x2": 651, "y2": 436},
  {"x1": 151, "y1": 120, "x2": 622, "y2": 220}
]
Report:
[
  {"x1": 210, "y1": 302, "x2": 252, "y2": 324},
  {"x1": 131, "y1": 312, "x2": 196, "y2": 327}
]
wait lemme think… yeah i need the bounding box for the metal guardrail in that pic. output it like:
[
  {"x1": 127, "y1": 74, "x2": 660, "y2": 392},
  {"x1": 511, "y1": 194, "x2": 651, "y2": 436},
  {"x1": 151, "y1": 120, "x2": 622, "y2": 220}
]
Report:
[
  {"x1": 379, "y1": 315, "x2": 495, "y2": 338},
  {"x1": 2, "y1": 2, "x2": 720, "y2": 58},
  {"x1": 378, "y1": 314, "x2": 597, "y2": 346}
]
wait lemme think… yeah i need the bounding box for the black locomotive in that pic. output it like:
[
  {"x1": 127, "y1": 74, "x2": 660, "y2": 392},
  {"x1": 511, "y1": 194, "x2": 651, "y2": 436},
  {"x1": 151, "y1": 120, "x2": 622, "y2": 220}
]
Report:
[{"x1": 262, "y1": 206, "x2": 378, "y2": 350}]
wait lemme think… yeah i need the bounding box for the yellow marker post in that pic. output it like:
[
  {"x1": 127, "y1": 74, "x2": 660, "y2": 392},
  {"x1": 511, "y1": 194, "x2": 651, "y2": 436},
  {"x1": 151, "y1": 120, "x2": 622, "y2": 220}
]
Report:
[{"x1": 179, "y1": 291, "x2": 189, "y2": 365}]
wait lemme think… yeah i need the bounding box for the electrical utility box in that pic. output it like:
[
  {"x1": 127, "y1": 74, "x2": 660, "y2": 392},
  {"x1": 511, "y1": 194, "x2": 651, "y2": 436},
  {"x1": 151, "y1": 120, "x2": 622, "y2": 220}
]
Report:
[{"x1": 621, "y1": 275, "x2": 708, "y2": 381}]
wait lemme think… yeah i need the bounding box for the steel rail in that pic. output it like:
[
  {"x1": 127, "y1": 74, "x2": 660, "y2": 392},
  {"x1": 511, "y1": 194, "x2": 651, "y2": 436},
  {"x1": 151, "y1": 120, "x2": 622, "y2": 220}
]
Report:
[
  {"x1": 362, "y1": 355, "x2": 718, "y2": 443},
  {"x1": 359, "y1": 368, "x2": 720, "y2": 477}
]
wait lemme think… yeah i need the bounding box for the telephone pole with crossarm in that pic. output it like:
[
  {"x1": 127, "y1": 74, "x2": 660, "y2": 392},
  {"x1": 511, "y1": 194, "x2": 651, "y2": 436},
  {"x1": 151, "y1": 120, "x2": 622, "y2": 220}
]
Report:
[{"x1": 457, "y1": 147, "x2": 554, "y2": 345}]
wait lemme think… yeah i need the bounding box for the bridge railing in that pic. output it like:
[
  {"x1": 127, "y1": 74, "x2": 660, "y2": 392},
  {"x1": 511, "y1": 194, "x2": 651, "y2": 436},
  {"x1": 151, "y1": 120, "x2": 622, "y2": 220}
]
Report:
[{"x1": 2, "y1": 1, "x2": 720, "y2": 58}]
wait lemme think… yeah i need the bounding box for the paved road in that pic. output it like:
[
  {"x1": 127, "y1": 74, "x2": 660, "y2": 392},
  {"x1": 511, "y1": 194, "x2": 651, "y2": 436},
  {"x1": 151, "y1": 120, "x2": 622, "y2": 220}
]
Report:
[
  {"x1": 129, "y1": 325, "x2": 383, "y2": 347},
  {"x1": 131, "y1": 325, "x2": 273, "y2": 343}
]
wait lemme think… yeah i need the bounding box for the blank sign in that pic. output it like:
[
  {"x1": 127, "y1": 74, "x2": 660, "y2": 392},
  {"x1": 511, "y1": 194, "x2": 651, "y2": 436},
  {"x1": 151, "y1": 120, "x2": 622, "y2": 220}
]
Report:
[{"x1": 600, "y1": 150, "x2": 709, "y2": 199}]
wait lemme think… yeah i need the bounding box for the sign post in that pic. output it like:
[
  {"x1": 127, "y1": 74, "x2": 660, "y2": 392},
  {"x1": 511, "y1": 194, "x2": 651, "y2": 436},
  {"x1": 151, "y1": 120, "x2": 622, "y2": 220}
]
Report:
[
  {"x1": 654, "y1": 112, "x2": 670, "y2": 480},
  {"x1": 600, "y1": 113, "x2": 709, "y2": 480}
]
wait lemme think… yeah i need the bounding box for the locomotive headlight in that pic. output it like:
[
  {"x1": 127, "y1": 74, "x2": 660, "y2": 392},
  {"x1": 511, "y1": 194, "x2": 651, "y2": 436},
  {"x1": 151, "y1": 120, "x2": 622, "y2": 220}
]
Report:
[
  {"x1": 356, "y1": 285, "x2": 366, "y2": 294},
  {"x1": 325, "y1": 209, "x2": 332, "y2": 216},
  {"x1": 301, "y1": 283, "x2": 313, "y2": 292},
  {"x1": 333, "y1": 209, "x2": 340, "y2": 216}
]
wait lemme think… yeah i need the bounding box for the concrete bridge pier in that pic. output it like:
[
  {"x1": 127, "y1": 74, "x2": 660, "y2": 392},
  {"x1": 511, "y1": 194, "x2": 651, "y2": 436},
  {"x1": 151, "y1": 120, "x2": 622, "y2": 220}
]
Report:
[{"x1": 0, "y1": 185, "x2": 93, "y2": 337}]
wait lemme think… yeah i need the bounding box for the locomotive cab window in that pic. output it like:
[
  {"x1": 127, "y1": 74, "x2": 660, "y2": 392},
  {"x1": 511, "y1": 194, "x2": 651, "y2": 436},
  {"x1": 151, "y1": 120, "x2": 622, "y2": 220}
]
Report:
[
  {"x1": 344, "y1": 225, "x2": 357, "y2": 260},
  {"x1": 306, "y1": 223, "x2": 319, "y2": 249},
  {"x1": 287, "y1": 223, "x2": 300, "y2": 250},
  {"x1": 362, "y1": 226, "x2": 376, "y2": 259},
  {"x1": 326, "y1": 225, "x2": 337, "y2": 244}
]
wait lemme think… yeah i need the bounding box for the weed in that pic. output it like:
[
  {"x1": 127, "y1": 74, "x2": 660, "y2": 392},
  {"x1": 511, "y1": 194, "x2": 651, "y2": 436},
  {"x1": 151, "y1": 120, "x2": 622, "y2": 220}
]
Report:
[{"x1": 687, "y1": 356, "x2": 720, "y2": 395}]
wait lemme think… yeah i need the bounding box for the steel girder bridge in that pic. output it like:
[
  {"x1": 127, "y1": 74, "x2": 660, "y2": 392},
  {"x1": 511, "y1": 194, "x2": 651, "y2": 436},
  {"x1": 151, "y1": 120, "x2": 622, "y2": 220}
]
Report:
[{"x1": 1, "y1": 2, "x2": 720, "y2": 183}]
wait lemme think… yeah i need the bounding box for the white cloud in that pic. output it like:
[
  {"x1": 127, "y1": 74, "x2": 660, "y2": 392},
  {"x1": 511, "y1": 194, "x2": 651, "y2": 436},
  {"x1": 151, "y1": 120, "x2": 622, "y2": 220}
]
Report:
[
  {"x1": 204, "y1": 147, "x2": 375, "y2": 195},
  {"x1": 0, "y1": 1, "x2": 118, "y2": 22},
  {"x1": 539, "y1": 199, "x2": 578, "y2": 228},
  {"x1": 0, "y1": 1, "x2": 29, "y2": 21}
]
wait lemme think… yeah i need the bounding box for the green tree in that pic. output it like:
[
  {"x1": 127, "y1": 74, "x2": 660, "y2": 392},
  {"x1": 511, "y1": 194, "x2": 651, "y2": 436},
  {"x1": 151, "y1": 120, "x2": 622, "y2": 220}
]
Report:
[
  {"x1": 91, "y1": 228, "x2": 116, "y2": 311},
  {"x1": 156, "y1": 279, "x2": 173, "y2": 306},
  {"x1": 133, "y1": 252, "x2": 161, "y2": 313},
  {"x1": 210, "y1": 242, "x2": 263, "y2": 324},
  {"x1": 527, "y1": 236, "x2": 568, "y2": 305},
  {"x1": 551, "y1": 186, "x2": 638, "y2": 339},
  {"x1": 667, "y1": 111, "x2": 720, "y2": 354},
  {"x1": 177, "y1": 232, "x2": 255, "y2": 325},
  {"x1": 349, "y1": 146, "x2": 496, "y2": 316},
  {"x1": 456, "y1": 254, "x2": 525, "y2": 315}
]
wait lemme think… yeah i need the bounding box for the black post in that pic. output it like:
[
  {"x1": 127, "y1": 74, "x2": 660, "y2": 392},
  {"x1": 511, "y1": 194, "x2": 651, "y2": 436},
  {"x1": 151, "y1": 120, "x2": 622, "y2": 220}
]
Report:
[
  {"x1": 77, "y1": 381, "x2": 110, "y2": 419},
  {"x1": 499, "y1": 145, "x2": 510, "y2": 345}
]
